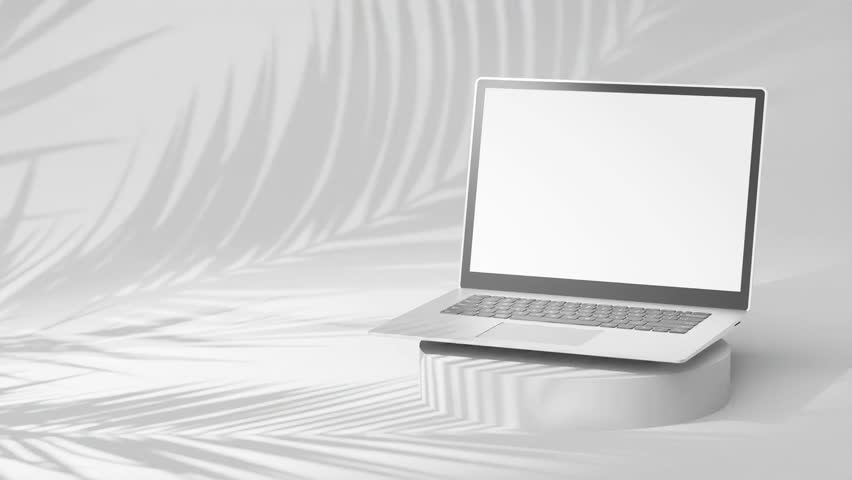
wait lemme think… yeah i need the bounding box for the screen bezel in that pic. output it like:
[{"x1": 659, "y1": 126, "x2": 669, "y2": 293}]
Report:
[{"x1": 460, "y1": 78, "x2": 765, "y2": 310}]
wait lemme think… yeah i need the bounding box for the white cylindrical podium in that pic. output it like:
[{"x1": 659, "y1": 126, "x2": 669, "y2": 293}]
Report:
[{"x1": 419, "y1": 340, "x2": 731, "y2": 430}]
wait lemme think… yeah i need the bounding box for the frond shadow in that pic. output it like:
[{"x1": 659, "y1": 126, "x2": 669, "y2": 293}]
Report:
[
  {"x1": 0, "y1": 0, "x2": 813, "y2": 329},
  {"x1": 7, "y1": 0, "x2": 795, "y2": 328},
  {"x1": 0, "y1": 379, "x2": 582, "y2": 479},
  {"x1": 0, "y1": 0, "x2": 91, "y2": 60}
]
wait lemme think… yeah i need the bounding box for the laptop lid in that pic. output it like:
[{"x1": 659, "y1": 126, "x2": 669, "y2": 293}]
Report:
[{"x1": 460, "y1": 79, "x2": 765, "y2": 310}]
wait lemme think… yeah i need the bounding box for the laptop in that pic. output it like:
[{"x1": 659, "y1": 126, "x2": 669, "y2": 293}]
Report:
[{"x1": 370, "y1": 78, "x2": 765, "y2": 363}]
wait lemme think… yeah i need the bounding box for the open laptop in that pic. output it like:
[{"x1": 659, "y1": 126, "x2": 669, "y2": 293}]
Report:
[{"x1": 371, "y1": 78, "x2": 765, "y2": 363}]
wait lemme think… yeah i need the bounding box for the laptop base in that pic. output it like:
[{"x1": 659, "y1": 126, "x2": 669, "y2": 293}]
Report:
[{"x1": 371, "y1": 288, "x2": 741, "y2": 363}]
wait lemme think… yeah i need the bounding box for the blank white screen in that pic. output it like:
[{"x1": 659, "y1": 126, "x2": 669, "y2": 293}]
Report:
[{"x1": 469, "y1": 87, "x2": 756, "y2": 292}]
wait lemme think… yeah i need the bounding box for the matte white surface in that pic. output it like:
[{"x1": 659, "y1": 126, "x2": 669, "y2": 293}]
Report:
[
  {"x1": 470, "y1": 88, "x2": 756, "y2": 292},
  {"x1": 420, "y1": 340, "x2": 732, "y2": 430}
]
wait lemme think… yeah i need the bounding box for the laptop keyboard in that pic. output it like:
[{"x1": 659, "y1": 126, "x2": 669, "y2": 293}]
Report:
[{"x1": 441, "y1": 295, "x2": 711, "y2": 334}]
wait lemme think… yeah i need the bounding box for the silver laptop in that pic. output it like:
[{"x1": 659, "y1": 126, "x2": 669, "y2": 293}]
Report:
[{"x1": 371, "y1": 78, "x2": 765, "y2": 363}]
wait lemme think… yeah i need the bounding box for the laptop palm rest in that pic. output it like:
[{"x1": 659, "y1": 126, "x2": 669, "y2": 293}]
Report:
[{"x1": 477, "y1": 323, "x2": 600, "y2": 345}]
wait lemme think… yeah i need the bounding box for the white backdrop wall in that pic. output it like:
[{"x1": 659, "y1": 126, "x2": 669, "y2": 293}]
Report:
[{"x1": 0, "y1": 1, "x2": 849, "y2": 479}]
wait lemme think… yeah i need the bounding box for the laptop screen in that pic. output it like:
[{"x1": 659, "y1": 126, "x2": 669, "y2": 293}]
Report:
[{"x1": 468, "y1": 86, "x2": 758, "y2": 293}]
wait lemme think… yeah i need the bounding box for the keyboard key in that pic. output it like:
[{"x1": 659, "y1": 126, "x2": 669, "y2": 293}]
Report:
[
  {"x1": 510, "y1": 314, "x2": 548, "y2": 321},
  {"x1": 563, "y1": 320, "x2": 602, "y2": 326},
  {"x1": 652, "y1": 327, "x2": 671, "y2": 332},
  {"x1": 658, "y1": 321, "x2": 695, "y2": 329}
]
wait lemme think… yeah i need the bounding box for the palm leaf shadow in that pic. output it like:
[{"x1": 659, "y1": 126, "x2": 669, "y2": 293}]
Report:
[
  {"x1": 0, "y1": 30, "x2": 156, "y2": 117},
  {"x1": 0, "y1": 140, "x2": 118, "y2": 167},
  {"x1": 0, "y1": 0, "x2": 162, "y2": 308},
  {"x1": 0, "y1": 3, "x2": 843, "y2": 477},
  {"x1": 67, "y1": 287, "x2": 373, "y2": 350},
  {"x1": 0, "y1": 0, "x2": 90, "y2": 59},
  {"x1": 0, "y1": 141, "x2": 123, "y2": 294},
  {"x1": 1, "y1": 0, "x2": 812, "y2": 320},
  {"x1": 2, "y1": 376, "x2": 803, "y2": 479},
  {"x1": 0, "y1": 380, "x2": 586, "y2": 479},
  {"x1": 2, "y1": 0, "x2": 611, "y2": 314}
]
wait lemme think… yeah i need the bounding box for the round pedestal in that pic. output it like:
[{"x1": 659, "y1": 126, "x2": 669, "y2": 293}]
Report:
[{"x1": 419, "y1": 340, "x2": 731, "y2": 430}]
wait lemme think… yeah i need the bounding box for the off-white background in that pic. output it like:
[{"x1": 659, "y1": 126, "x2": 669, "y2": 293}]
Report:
[
  {"x1": 470, "y1": 87, "x2": 755, "y2": 291},
  {"x1": 0, "y1": 1, "x2": 849, "y2": 479}
]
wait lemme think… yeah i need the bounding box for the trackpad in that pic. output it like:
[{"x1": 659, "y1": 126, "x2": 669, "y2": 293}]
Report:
[{"x1": 477, "y1": 322, "x2": 600, "y2": 345}]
